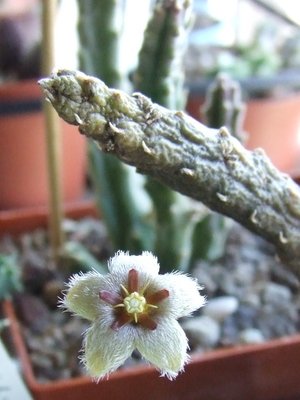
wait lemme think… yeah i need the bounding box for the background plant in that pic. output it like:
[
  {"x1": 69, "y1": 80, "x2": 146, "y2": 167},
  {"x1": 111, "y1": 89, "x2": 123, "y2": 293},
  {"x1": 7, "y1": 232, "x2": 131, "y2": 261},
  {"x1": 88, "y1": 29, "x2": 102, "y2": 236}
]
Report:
[
  {"x1": 0, "y1": 253, "x2": 22, "y2": 300},
  {"x1": 78, "y1": 0, "x2": 154, "y2": 256}
]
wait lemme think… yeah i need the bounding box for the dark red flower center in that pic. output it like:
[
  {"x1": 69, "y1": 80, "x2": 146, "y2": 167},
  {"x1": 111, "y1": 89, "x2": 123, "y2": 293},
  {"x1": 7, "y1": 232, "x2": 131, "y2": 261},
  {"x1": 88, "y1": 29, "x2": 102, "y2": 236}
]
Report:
[{"x1": 99, "y1": 269, "x2": 169, "y2": 331}]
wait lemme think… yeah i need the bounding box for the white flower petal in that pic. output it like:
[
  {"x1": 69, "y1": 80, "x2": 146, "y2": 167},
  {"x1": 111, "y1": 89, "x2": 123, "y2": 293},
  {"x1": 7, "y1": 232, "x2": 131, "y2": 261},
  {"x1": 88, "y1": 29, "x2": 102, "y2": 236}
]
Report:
[
  {"x1": 63, "y1": 253, "x2": 206, "y2": 382},
  {"x1": 135, "y1": 318, "x2": 189, "y2": 380},
  {"x1": 153, "y1": 272, "x2": 205, "y2": 319},
  {"x1": 63, "y1": 271, "x2": 105, "y2": 321},
  {"x1": 108, "y1": 251, "x2": 160, "y2": 277},
  {"x1": 83, "y1": 320, "x2": 136, "y2": 379}
]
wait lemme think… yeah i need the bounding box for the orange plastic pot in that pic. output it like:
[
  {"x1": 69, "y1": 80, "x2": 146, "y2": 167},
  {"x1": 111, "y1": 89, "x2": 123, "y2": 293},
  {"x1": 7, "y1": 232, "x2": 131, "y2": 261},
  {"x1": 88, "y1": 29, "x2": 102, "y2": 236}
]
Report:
[
  {"x1": 3, "y1": 299, "x2": 300, "y2": 400},
  {"x1": 0, "y1": 80, "x2": 87, "y2": 210}
]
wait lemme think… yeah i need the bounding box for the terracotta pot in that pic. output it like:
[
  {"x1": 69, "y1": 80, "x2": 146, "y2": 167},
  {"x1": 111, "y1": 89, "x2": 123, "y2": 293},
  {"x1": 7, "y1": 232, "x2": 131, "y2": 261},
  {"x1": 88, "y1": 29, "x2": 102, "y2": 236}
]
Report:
[
  {"x1": 0, "y1": 0, "x2": 38, "y2": 17},
  {"x1": 186, "y1": 92, "x2": 300, "y2": 176},
  {"x1": 3, "y1": 299, "x2": 300, "y2": 400},
  {"x1": 0, "y1": 79, "x2": 87, "y2": 210},
  {"x1": 0, "y1": 199, "x2": 98, "y2": 237},
  {"x1": 244, "y1": 95, "x2": 300, "y2": 174},
  {"x1": 2, "y1": 180, "x2": 300, "y2": 400},
  {"x1": 2, "y1": 213, "x2": 300, "y2": 400}
]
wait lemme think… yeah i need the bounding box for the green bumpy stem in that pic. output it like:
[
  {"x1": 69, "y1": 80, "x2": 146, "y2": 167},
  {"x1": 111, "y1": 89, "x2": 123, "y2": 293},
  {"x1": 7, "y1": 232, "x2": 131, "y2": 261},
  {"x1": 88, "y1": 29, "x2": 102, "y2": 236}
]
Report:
[
  {"x1": 88, "y1": 140, "x2": 154, "y2": 252},
  {"x1": 77, "y1": 0, "x2": 121, "y2": 87},
  {"x1": 145, "y1": 178, "x2": 198, "y2": 271},
  {"x1": 134, "y1": 0, "x2": 195, "y2": 270},
  {"x1": 134, "y1": 0, "x2": 192, "y2": 110}
]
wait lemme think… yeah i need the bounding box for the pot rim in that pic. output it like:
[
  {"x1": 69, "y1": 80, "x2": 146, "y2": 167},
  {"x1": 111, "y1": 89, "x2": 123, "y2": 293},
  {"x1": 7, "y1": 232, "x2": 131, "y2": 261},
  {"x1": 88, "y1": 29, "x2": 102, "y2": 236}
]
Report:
[{"x1": 3, "y1": 299, "x2": 300, "y2": 393}]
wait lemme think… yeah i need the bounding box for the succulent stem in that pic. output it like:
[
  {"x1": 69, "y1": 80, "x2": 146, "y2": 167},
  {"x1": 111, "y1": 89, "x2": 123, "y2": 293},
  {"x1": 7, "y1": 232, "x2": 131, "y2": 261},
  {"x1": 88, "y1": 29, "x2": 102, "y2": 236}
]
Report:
[{"x1": 39, "y1": 70, "x2": 300, "y2": 277}]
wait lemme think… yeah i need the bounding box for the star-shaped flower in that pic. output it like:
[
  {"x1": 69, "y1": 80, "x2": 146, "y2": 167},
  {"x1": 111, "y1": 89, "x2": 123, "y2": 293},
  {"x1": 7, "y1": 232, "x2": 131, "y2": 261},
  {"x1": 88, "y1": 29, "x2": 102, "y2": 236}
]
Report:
[{"x1": 62, "y1": 251, "x2": 205, "y2": 380}]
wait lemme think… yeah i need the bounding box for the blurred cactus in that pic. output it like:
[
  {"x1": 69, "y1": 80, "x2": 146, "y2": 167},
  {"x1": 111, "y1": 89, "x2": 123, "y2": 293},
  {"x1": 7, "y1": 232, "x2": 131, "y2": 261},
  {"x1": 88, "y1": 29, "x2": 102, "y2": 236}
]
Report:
[
  {"x1": 77, "y1": 0, "x2": 122, "y2": 87},
  {"x1": 78, "y1": 0, "x2": 154, "y2": 254},
  {"x1": 189, "y1": 74, "x2": 247, "y2": 264},
  {"x1": 203, "y1": 73, "x2": 247, "y2": 143},
  {"x1": 61, "y1": 241, "x2": 107, "y2": 274},
  {"x1": 0, "y1": 253, "x2": 22, "y2": 300},
  {"x1": 134, "y1": 0, "x2": 193, "y2": 110},
  {"x1": 133, "y1": 0, "x2": 201, "y2": 270}
]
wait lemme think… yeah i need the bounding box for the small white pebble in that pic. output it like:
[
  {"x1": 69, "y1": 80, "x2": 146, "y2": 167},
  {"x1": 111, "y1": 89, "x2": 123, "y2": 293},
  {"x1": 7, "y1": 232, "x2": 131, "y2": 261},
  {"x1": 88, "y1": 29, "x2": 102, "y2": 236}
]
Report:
[
  {"x1": 203, "y1": 296, "x2": 239, "y2": 321},
  {"x1": 182, "y1": 316, "x2": 221, "y2": 348},
  {"x1": 239, "y1": 329, "x2": 265, "y2": 345}
]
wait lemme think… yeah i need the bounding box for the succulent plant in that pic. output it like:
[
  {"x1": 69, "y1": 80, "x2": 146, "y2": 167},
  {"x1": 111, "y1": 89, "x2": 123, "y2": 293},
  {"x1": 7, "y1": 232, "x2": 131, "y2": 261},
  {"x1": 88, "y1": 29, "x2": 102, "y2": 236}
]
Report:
[
  {"x1": 188, "y1": 73, "x2": 247, "y2": 264},
  {"x1": 42, "y1": 0, "x2": 254, "y2": 272},
  {"x1": 40, "y1": 70, "x2": 300, "y2": 277},
  {"x1": 0, "y1": 253, "x2": 22, "y2": 300},
  {"x1": 78, "y1": 0, "x2": 153, "y2": 255}
]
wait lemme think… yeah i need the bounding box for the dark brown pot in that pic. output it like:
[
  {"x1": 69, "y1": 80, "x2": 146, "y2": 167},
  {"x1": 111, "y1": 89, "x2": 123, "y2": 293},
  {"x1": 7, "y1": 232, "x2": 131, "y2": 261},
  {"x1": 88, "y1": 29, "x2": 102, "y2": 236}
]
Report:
[
  {"x1": 3, "y1": 298, "x2": 300, "y2": 400},
  {"x1": 0, "y1": 80, "x2": 87, "y2": 210}
]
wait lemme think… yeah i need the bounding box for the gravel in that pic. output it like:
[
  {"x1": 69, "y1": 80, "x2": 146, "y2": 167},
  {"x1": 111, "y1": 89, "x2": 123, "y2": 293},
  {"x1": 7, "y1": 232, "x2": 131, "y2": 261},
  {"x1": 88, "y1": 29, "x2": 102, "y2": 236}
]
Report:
[{"x1": 1, "y1": 217, "x2": 299, "y2": 382}]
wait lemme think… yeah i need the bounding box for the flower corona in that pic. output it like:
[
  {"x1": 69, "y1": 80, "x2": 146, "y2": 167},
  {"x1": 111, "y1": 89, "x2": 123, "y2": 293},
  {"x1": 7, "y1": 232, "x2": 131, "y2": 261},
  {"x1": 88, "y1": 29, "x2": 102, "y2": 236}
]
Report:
[{"x1": 99, "y1": 268, "x2": 169, "y2": 330}]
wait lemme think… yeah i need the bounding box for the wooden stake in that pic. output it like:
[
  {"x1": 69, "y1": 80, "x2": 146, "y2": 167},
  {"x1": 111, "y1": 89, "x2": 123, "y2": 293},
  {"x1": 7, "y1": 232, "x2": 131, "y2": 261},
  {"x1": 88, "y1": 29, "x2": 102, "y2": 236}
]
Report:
[{"x1": 42, "y1": 0, "x2": 64, "y2": 259}]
